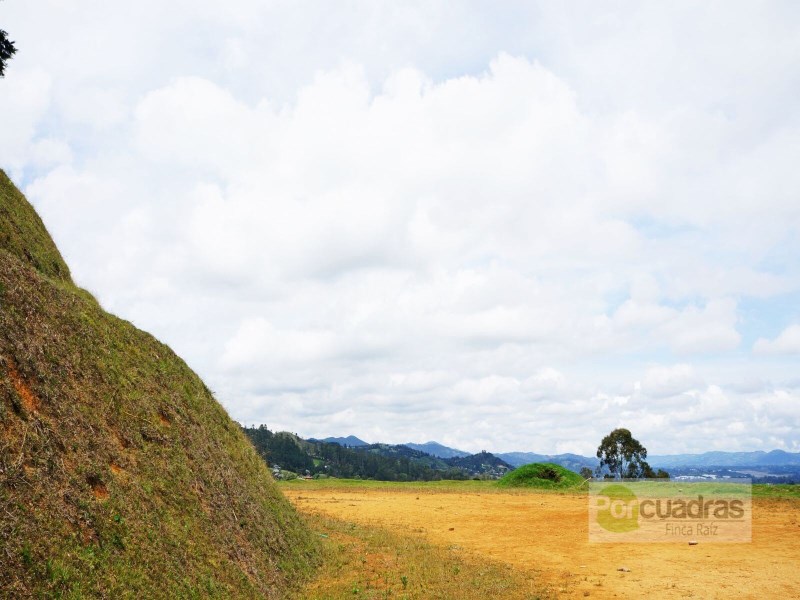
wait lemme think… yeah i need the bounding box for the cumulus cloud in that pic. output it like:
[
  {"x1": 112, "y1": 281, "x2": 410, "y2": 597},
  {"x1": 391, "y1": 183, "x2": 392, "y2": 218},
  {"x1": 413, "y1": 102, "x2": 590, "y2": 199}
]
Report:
[{"x1": 3, "y1": 2, "x2": 800, "y2": 453}]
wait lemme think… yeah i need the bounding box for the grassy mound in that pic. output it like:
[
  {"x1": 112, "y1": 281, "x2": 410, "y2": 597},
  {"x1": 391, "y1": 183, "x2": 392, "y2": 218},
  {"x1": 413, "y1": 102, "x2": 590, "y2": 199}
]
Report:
[
  {"x1": 497, "y1": 462, "x2": 584, "y2": 490},
  {"x1": 0, "y1": 171, "x2": 318, "y2": 597}
]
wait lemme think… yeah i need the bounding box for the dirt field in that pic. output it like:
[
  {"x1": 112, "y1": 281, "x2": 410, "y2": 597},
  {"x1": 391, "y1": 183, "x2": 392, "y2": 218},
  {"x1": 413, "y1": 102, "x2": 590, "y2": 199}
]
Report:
[{"x1": 284, "y1": 485, "x2": 800, "y2": 599}]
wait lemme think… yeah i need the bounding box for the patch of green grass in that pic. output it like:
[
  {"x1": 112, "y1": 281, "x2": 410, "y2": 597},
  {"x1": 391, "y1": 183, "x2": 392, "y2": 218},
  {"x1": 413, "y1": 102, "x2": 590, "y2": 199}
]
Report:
[
  {"x1": 591, "y1": 480, "x2": 753, "y2": 498},
  {"x1": 752, "y1": 483, "x2": 800, "y2": 501},
  {"x1": 282, "y1": 477, "x2": 500, "y2": 493},
  {"x1": 587, "y1": 480, "x2": 800, "y2": 502},
  {"x1": 497, "y1": 463, "x2": 585, "y2": 490},
  {"x1": 283, "y1": 477, "x2": 800, "y2": 507},
  {"x1": 280, "y1": 475, "x2": 590, "y2": 496}
]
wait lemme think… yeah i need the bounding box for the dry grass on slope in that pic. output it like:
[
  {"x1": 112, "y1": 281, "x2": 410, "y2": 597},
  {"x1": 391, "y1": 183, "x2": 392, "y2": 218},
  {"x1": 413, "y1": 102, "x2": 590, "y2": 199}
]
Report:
[{"x1": 0, "y1": 172, "x2": 318, "y2": 598}]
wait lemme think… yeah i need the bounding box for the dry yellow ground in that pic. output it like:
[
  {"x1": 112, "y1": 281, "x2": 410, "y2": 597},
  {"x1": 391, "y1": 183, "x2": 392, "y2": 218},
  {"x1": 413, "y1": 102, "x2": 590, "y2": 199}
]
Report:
[{"x1": 284, "y1": 487, "x2": 800, "y2": 599}]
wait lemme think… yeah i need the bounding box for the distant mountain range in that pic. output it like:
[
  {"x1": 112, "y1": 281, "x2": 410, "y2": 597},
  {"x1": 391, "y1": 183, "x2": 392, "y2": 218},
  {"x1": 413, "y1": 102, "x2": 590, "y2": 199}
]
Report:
[
  {"x1": 404, "y1": 441, "x2": 470, "y2": 459},
  {"x1": 311, "y1": 435, "x2": 800, "y2": 471},
  {"x1": 312, "y1": 435, "x2": 369, "y2": 447},
  {"x1": 498, "y1": 449, "x2": 800, "y2": 469},
  {"x1": 497, "y1": 452, "x2": 598, "y2": 471},
  {"x1": 648, "y1": 449, "x2": 800, "y2": 468}
]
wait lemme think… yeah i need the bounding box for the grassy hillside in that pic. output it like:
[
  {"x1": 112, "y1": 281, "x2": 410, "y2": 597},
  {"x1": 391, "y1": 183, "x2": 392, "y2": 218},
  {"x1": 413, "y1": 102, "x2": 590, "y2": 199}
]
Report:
[
  {"x1": 0, "y1": 171, "x2": 317, "y2": 597},
  {"x1": 497, "y1": 462, "x2": 584, "y2": 490}
]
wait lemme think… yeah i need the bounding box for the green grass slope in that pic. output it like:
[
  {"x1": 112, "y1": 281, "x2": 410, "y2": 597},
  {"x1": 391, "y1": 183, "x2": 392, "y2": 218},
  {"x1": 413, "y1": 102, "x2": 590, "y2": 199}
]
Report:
[
  {"x1": 0, "y1": 171, "x2": 318, "y2": 598},
  {"x1": 0, "y1": 171, "x2": 72, "y2": 284},
  {"x1": 497, "y1": 462, "x2": 584, "y2": 490}
]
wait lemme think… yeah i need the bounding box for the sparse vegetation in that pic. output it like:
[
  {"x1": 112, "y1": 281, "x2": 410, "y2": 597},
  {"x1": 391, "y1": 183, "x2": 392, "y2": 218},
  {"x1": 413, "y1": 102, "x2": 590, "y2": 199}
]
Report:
[{"x1": 292, "y1": 511, "x2": 551, "y2": 600}]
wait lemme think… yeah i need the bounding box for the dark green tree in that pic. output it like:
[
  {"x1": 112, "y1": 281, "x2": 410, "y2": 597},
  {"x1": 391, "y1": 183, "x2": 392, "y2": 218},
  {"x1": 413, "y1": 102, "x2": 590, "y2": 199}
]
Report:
[
  {"x1": 0, "y1": 28, "x2": 16, "y2": 77},
  {"x1": 579, "y1": 466, "x2": 594, "y2": 480},
  {"x1": 596, "y1": 428, "x2": 652, "y2": 479},
  {"x1": 642, "y1": 464, "x2": 670, "y2": 479}
]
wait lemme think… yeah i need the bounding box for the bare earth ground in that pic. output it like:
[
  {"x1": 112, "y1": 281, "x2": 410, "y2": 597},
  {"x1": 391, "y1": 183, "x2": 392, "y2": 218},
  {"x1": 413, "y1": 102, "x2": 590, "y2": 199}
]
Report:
[{"x1": 284, "y1": 486, "x2": 800, "y2": 599}]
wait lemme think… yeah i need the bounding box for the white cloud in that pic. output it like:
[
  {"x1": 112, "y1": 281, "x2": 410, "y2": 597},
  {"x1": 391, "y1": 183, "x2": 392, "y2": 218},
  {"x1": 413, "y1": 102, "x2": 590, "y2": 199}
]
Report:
[
  {"x1": 4, "y1": 2, "x2": 800, "y2": 453},
  {"x1": 0, "y1": 68, "x2": 54, "y2": 177},
  {"x1": 221, "y1": 317, "x2": 337, "y2": 371},
  {"x1": 658, "y1": 299, "x2": 741, "y2": 354},
  {"x1": 754, "y1": 324, "x2": 800, "y2": 355},
  {"x1": 641, "y1": 364, "x2": 703, "y2": 399},
  {"x1": 611, "y1": 298, "x2": 741, "y2": 355}
]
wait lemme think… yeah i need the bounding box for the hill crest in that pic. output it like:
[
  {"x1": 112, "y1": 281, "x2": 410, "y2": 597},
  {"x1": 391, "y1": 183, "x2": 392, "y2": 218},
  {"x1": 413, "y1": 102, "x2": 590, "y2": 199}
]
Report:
[{"x1": 0, "y1": 171, "x2": 72, "y2": 283}]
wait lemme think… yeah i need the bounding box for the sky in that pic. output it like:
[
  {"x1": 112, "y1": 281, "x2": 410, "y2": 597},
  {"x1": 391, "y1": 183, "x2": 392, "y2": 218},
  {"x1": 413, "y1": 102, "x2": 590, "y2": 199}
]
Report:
[{"x1": 1, "y1": 1, "x2": 799, "y2": 455}]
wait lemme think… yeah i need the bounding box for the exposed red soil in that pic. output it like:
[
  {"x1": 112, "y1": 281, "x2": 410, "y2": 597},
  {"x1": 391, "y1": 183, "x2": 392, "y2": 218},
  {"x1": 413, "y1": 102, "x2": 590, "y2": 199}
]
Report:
[{"x1": 5, "y1": 359, "x2": 39, "y2": 412}]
